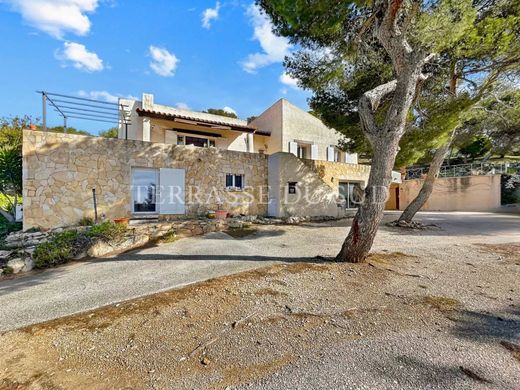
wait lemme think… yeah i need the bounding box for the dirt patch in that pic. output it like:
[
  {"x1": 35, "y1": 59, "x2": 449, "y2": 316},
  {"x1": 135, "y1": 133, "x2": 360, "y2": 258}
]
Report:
[
  {"x1": 476, "y1": 243, "x2": 520, "y2": 264},
  {"x1": 422, "y1": 295, "x2": 462, "y2": 312},
  {"x1": 225, "y1": 227, "x2": 258, "y2": 238}
]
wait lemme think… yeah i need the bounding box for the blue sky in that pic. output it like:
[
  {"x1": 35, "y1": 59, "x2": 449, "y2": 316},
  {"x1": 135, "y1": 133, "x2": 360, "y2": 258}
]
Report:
[{"x1": 0, "y1": 0, "x2": 310, "y2": 134}]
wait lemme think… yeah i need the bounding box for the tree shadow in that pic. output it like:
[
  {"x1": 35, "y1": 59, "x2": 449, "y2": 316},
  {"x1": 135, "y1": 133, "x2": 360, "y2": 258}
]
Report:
[{"x1": 449, "y1": 307, "x2": 520, "y2": 344}]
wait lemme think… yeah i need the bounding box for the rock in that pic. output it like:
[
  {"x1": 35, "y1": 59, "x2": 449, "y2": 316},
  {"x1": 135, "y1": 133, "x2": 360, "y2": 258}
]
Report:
[
  {"x1": 7, "y1": 258, "x2": 25, "y2": 274},
  {"x1": 73, "y1": 251, "x2": 87, "y2": 260},
  {"x1": 87, "y1": 241, "x2": 115, "y2": 258},
  {"x1": 87, "y1": 235, "x2": 149, "y2": 258},
  {"x1": 0, "y1": 250, "x2": 12, "y2": 260},
  {"x1": 228, "y1": 220, "x2": 244, "y2": 229},
  {"x1": 201, "y1": 356, "x2": 211, "y2": 365},
  {"x1": 23, "y1": 257, "x2": 34, "y2": 272}
]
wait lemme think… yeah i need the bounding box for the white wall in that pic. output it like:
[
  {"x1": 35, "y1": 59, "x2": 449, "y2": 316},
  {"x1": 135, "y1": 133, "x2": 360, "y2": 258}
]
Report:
[
  {"x1": 281, "y1": 99, "x2": 341, "y2": 161},
  {"x1": 252, "y1": 99, "x2": 342, "y2": 161},
  {"x1": 250, "y1": 100, "x2": 283, "y2": 154},
  {"x1": 268, "y1": 152, "x2": 341, "y2": 217}
]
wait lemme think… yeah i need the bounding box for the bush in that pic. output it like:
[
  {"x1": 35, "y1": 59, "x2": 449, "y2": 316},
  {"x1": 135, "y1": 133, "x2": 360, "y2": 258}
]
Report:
[
  {"x1": 86, "y1": 221, "x2": 126, "y2": 242},
  {"x1": 0, "y1": 214, "x2": 21, "y2": 240},
  {"x1": 33, "y1": 230, "x2": 81, "y2": 268},
  {"x1": 79, "y1": 217, "x2": 94, "y2": 226}
]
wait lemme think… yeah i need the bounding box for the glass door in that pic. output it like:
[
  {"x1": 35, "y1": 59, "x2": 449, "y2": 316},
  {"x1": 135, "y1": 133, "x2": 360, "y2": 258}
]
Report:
[{"x1": 132, "y1": 168, "x2": 158, "y2": 213}]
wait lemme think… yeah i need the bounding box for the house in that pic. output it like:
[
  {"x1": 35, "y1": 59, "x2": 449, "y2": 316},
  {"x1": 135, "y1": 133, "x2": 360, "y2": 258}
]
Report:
[
  {"x1": 22, "y1": 94, "x2": 386, "y2": 230},
  {"x1": 119, "y1": 94, "x2": 358, "y2": 164}
]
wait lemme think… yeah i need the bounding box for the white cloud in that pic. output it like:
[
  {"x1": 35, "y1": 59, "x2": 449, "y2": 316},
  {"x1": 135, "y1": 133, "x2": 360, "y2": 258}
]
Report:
[
  {"x1": 223, "y1": 106, "x2": 237, "y2": 115},
  {"x1": 5, "y1": 0, "x2": 99, "y2": 39},
  {"x1": 175, "y1": 102, "x2": 190, "y2": 110},
  {"x1": 280, "y1": 72, "x2": 299, "y2": 89},
  {"x1": 57, "y1": 41, "x2": 104, "y2": 72},
  {"x1": 149, "y1": 45, "x2": 179, "y2": 77},
  {"x1": 241, "y1": 4, "x2": 292, "y2": 73},
  {"x1": 77, "y1": 90, "x2": 138, "y2": 103},
  {"x1": 201, "y1": 1, "x2": 220, "y2": 29}
]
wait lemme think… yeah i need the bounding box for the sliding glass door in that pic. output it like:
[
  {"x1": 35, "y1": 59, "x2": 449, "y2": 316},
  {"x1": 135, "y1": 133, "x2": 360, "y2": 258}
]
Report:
[{"x1": 132, "y1": 168, "x2": 158, "y2": 213}]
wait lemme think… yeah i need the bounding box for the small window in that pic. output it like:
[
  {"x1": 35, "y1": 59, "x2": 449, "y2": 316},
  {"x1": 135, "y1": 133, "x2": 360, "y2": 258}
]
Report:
[
  {"x1": 297, "y1": 145, "x2": 306, "y2": 159},
  {"x1": 226, "y1": 174, "x2": 244, "y2": 190},
  {"x1": 209, "y1": 139, "x2": 216, "y2": 147},
  {"x1": 333, "y1": 147, "x2": 341, "y2": 162},
  {"x1": 288, "y1": 182, "x2": 297, "y2": 194},
  {"x1": 177, "y1": 135, "x2": 185, "y2": 145}
]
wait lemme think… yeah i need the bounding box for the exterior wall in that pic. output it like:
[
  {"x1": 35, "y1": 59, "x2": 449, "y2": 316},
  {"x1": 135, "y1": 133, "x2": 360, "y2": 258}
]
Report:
[
  {"x1": 23, "y1": 130, "x2": 268, "y2": 230},
  {"x1": 250, "y1": 100, "x2": 283, "y2": 154},
  {"x1": 302, "y1": 159, "x2": 371, "y2": 191},
  {"x1": 281, "y1": 100, "x2": 341, "y2": 161},
  {"x1": 119, "y1": 95, "x2": 251, "y2": 153},
  {"x1": 268, "y1": 153, "x2": 341, "y2": 218},
  {"x1": 398, "y1": 175, "x2": 502, "y2": 212}
]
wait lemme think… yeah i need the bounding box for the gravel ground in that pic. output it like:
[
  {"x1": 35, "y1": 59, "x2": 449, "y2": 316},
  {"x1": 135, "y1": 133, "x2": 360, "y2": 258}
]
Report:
[{"x1": 0, "y1": 211, "x2": 519, "y2": 389}]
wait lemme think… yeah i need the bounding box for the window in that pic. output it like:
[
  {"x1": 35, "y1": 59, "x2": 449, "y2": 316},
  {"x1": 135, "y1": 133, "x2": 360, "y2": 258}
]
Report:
[
  {"x1": 132, "y1": 168, "x2": 158, "y2": 213},
  {"x1": 333, "y1": 147, "x2": 342, "y2": 162},
  {"x1": 226, "y1": 174, "x2": 244, "y2": 190},
  {"x1": 177, "y1": 134, "x2": 216, "y2": 148},
  {"x1": 339, "y1": 182, "x2": 363, "y2": 209},
  {"x1": 288, "y1": 182, "x2": 297, "y2": 194},
  {"x1": 297, "y1": 145, "x2": 306, "y2": 159}
]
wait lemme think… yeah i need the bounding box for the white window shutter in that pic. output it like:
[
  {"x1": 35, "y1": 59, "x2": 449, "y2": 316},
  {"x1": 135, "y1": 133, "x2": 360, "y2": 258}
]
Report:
[
  {"x1": 310, "y1": 144, "x2": 318, "y2": 160},
  {"x1": 327, "y1": 146, "x2": 335, "y2": 162},
  {"x1": 289, "y1": 141, "x2": 298, "y2": 156},
  {"x1": 345, "y1": 153, "x2": 358, "y2": 164},
  {"x1": 159, "y1": 168, "x2": 185, "y2": 215}
]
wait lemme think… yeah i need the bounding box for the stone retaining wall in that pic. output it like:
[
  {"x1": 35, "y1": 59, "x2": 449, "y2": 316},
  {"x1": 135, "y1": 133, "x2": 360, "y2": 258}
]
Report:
[
  {"x1": 303, "y1": 159, "x2": 371, "y2": 189},
  {"x1": 23, "y1": 130, "x2": 268, "y2": 230}
]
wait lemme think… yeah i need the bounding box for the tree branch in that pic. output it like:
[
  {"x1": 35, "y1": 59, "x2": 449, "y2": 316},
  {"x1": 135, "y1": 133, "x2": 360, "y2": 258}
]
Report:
[{"x1": 358, "y1": 79, "x2": 398, "y2": 140}]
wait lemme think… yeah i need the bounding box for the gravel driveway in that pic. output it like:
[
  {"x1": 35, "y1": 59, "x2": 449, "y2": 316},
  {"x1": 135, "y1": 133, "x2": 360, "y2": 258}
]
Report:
[
  {"x1": 0, "y1": 211, "x2": 519, "y2": 389},
  {"x1": 0, "y1": 211, "x2": 518, "y2": 333}
]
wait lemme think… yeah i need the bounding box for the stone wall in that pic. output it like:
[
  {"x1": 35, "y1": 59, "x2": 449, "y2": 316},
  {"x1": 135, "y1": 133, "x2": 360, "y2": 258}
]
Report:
[
  {"x1": 23, "y1": 130, "x2": 268, "y2": 230},
  {"x1": 303, "y1": 159, "x2": 371, "y2": 190}
]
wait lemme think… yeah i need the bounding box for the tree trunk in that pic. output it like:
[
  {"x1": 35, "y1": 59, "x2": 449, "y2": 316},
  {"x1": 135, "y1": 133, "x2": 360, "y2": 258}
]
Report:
[
  {"x1": 398, "y1": 137, "x2": 453, "y2": 223},
  {"x1": 335, "y1": 139, "x2": 400, "y2": 262}
]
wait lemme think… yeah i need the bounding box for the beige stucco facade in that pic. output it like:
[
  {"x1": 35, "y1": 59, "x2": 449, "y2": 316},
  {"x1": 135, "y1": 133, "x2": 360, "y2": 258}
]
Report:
[
  {"x1": 119, "y1": 96, "x2": 253, "y2": 153},
  {"x1": 121, "y1": 95, "x2": 347, "y2": 162},
  {"x1": 23, "y1": 130, "x2": 267, "y2": 230},
  {"x1": 398, "y1": 175, "x2": 502, "y2": 212},
  {"x1": 267, "y1": 153, "x2": 371, "y2": 218},
  {"x1": 250, "y1": 99, "x2": 345, "y2": 161}
]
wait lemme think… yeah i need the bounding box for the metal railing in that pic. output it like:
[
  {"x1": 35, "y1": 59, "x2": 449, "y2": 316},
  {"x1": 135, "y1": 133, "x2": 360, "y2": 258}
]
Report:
[{"x1": 405, "y1": 162, "x2": 520, "y2": 180}]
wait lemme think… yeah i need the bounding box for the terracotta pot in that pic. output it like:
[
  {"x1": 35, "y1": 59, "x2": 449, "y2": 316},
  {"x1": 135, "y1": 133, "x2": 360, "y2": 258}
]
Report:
[
  {"x1": 113, "y1": 217, "x2": 129, "y2": 225},
  {"x1": 29, "y1": 124, "x2": 37, "y2": 130},
  {"x1": 215, "y1": 210, "x2": 228, "y2": 220}
]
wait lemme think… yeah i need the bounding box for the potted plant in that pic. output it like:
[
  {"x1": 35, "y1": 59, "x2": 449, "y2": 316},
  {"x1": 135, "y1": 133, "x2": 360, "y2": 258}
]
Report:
[
  {"x1": 215, "y1": 201, "x2": 227, "y2": 220},
  {"x1": 113, "y1": 217, "x2": 130, "y2": 225}
]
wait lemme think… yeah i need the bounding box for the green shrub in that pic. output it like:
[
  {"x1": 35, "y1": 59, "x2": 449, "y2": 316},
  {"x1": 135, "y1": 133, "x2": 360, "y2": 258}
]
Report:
[
  {"x1": 86, "y1": 221, "x2": 126, "y2": 242},
  {"x1": 2, "y1": 266, "x2": 13, "y2": 275},
  {"x1": 79, "y1": 217, "x2": 94, "y2": 226},
  {"x1": 33, "y1": 230, "x2": 81, "y2": 268},
  {"x1": 0, "y1": 214, "x2": 22, "y2": 240}
]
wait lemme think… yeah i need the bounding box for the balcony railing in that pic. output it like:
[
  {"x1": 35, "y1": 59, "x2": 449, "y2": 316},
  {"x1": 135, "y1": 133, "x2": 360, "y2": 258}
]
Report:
[{"x1": 405, "y1": 162, "x2": 520, "y2": 180}]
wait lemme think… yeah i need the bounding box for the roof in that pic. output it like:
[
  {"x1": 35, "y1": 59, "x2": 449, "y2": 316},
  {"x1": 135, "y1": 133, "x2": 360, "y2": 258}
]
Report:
[{"x1": 136, "y1": 104, "x2": 255, "y2": 133}]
